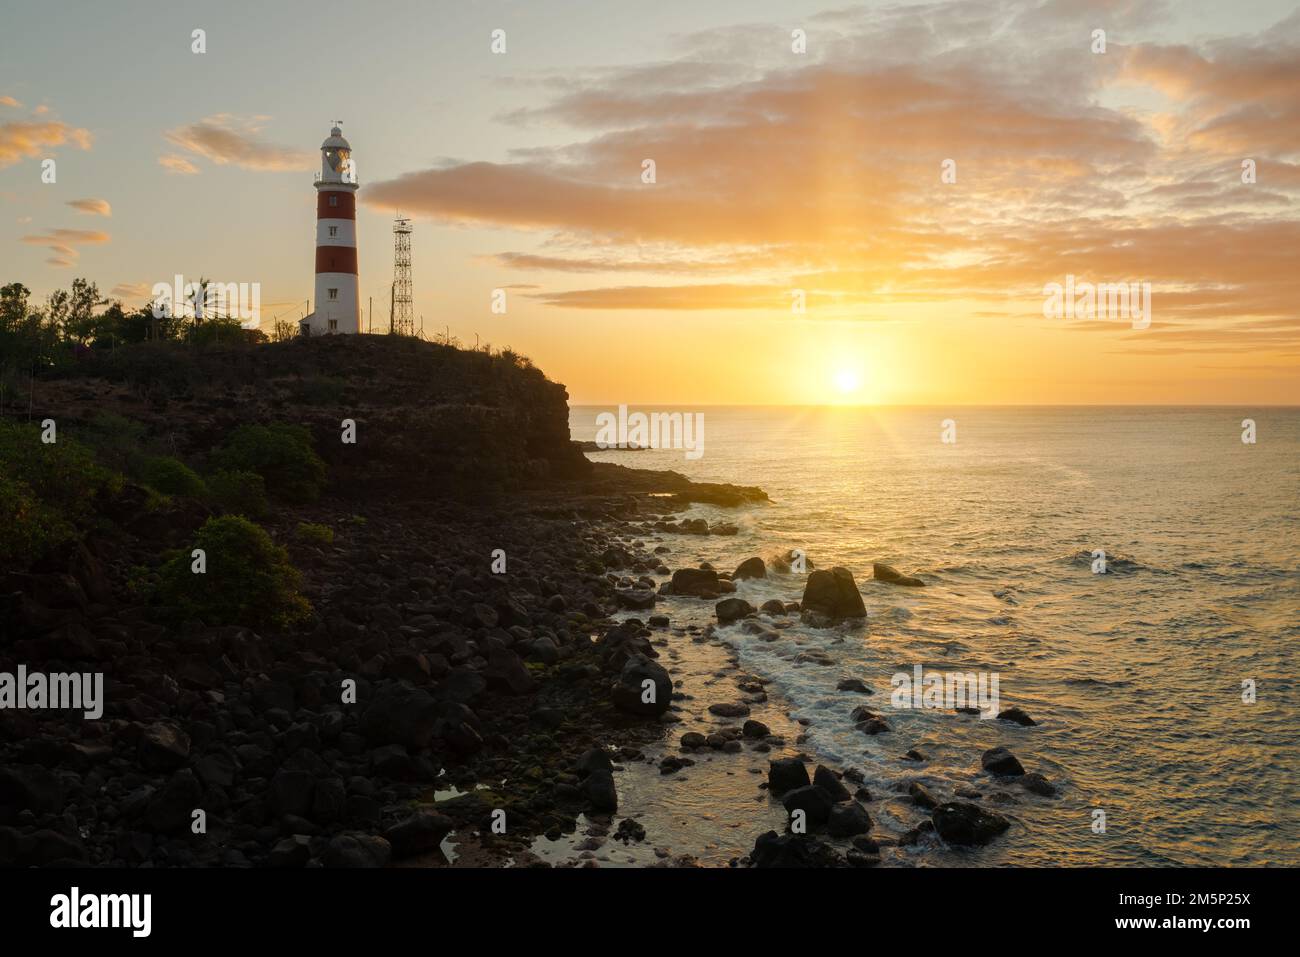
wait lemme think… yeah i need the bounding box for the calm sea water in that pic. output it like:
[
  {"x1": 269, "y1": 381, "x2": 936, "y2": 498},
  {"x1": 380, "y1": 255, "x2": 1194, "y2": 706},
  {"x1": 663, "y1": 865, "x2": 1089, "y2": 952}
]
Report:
[{"x1": 570, "y1": 406, "x2": 1300, "y2": 866}]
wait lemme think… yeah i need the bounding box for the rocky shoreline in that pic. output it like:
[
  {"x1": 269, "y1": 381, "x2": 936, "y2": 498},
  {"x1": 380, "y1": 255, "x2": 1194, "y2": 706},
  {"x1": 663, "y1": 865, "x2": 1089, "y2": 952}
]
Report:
[{"x1": 1, "y1": 337, "x2": 1050, "y2": 868}]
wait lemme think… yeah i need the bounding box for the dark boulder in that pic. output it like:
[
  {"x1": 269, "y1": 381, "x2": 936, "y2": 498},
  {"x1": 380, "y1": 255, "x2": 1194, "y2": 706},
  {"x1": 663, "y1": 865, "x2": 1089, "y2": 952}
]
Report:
[
  {"x1": 583, "y1": 769, "x2": 618, "y2": 813},
  {"x1": 361, "y1": 685, "x2": 440, "y2": 749},
  {"x1": 872, "y1": 563, "x2": 925, "y2": 587},
  {"x1": 670, "y1": 567, "x2": 719, "y2": 597},
  {"x1": 708, "y1": 701, "x2": 750, "y2": 718},
  {"x1": 931, "y1": 802, "x2": 1010, "y2": 846},
  {"x1": 981, "y1": 747, "x2": 1025, "y2": 777},
  {"x1": 909, "y1": 782, "x2": 940, "y2": 809},
  {"x1": 322, "y1": 833, "x2": 392, "y2": 868},
  {"x1": 384, "y1": 811, "x2": 454, "y2": 858},
  {"x1": 269, "y1": 769, "x2": 316, "y2": 817},
  {"x1": 0, "y1": 766, "x2": 65, "y2": 813},
  {"x1": 715, "y1": 597, "x2": 754, "y2": 624},
  {"x1": 732, "y1": 557, "x2": 767, "y2": 580},
  {"x1": 813, "y1": 765, "x2": 851, "y2": 802},
  {"x1": 800, "y1": 567, "x2": 867, "y2": 623},
  {"x1": 268, "y1": 835, "x2": 312, "y2": 868},
  {"x1": 768, "y1": 757, "x2": 811, "y2": 795},
  {"x1": 483, "y1": 647, "x2": 536, "y2": 695},
  {"x1": 614, "y1": 588, "x2": 656, "y2": 610},
  {"x1": 610, "y1": 654, "x2": 672, "y2": 717},
  {"x1": 1020, "y1": 772, "x2": 1057, "y2": 797},
  {"x1": 781, "y1": 785, "x2": 833, "y2": 828},
  {"x1": 827, "y1": 802, "x2": 873, "y2": 838},
  {"x1": 749, "y1": 831, "x2": 843, "y2": 868},
  {"x1": 138, "y1": 722, "x2": 191, "y2": 771},
  {"x1": 146, "y1": 769, "x2": 203, "y2": 833},
  {"x1": 997, "y1": 707, "x2": 1037, "y2": 726}
]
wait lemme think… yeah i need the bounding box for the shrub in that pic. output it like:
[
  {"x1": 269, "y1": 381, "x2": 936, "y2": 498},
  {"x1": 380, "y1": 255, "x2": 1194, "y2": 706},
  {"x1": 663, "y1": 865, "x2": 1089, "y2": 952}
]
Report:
[
  {"x1": 206, "y1": 469, "x2": 270, "y2": 519},
  {"x1": 288, "y1": 377, "x2": 346, "y2": 404},
  {"x1": 0, "y1": 475, "x2": 70, "y2": 568},
  {"x1": 78, "y1": 413, "x2": 147, "y2": 471},
  {"x1": 295, "y1": 521, "x2": 334, "y2": 546},
  {"x1": 155, "y1": 515, "x2": 311, "y2": 629},
  {"x1": 136, "y1": 455, "x2": 207, "y2": 497},
  {"x1": 212, "y1": 423, "x2": 326, "y2": 501},
  {"x1": 0, "y1": 421, "x2": 120, "y2": 568}
]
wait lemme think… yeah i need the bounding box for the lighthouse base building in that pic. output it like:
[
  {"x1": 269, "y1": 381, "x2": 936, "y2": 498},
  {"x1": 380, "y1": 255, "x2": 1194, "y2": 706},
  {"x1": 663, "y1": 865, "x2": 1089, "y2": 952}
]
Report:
[{"x1": 301, "y1": 124, "x2": 361, "y2": 335}]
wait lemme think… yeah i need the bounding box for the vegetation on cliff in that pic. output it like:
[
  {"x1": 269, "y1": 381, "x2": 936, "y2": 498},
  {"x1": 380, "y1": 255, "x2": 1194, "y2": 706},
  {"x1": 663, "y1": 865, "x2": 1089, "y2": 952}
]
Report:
[{"x1": 154, "y1": 515, "x2": 312, "y2": 629}]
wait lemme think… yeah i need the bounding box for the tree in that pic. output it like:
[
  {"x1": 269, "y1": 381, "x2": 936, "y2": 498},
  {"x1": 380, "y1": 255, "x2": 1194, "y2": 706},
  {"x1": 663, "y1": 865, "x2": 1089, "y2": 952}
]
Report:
[
  {"x1": 62, "y1": 278, "x2": 107, "y2": 344},
  {"x1": 0, "y1": 283, "x2": 30, "y2": 333}
]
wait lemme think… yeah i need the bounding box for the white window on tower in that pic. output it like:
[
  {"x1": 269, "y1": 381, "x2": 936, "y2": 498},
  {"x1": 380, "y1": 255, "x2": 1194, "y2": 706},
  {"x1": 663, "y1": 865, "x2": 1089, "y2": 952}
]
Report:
[
  {"x1": 328, "y1": 319, "x2": 339, "y2": 332},
  {"x1": 329, "y1": 195, "x2": 338, "y2": 207},
  {"x1": 328, "y1": 288, "x2": 338, "y2": 300},
  {"x1": 328, "y1": 226, "x2": 338, "y2": 237}
]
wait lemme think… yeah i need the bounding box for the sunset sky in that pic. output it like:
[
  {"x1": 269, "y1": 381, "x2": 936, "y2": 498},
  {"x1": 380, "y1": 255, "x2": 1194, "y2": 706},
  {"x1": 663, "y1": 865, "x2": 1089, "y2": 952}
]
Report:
[{"x1": 2, "y1": 0, "x2": 1298, "y2": 405}]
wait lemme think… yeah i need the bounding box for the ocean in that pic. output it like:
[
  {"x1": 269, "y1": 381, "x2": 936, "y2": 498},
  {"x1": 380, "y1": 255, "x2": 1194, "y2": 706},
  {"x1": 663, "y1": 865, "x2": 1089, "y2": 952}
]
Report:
[{"x1": 569, "y1": 405, "x2": 1300, "y2": 866}]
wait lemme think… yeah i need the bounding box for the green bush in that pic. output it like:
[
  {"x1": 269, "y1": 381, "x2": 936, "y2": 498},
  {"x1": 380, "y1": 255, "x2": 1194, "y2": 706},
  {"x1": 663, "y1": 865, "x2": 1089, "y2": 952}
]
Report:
[
  {"x1": 212, "y1": 423, "x2": 326, "y2": 501},
  {"x1": 288, "y1": 377, "x2": 346, "y2": 404},
  {"x1": 136, "y1": 455, "x2": 207, "y2": 497},
  {"x1": 295, "y1": 521, "x2": 334, "y2": 546},
  {"x1": 0, "y1": 421, "x2": 121, "y2": 568},
  {"x1": 78, "y1": 413, "x2": 147, "y2": 471},
  {"x1": 206, "y1": 469, "x2": 270, "y2": 519},
  {"x1": 0, "y1": 475, "x2": 69, "y2": 568},
  {"x1": 155, "y1": 515, "x2": 311, "y2": 629}
]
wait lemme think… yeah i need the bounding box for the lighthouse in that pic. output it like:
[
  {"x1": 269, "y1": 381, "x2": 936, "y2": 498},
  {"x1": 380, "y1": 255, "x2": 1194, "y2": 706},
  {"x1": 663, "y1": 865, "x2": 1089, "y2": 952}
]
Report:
[{"x1": 302, "y1": 123, "x2": 360, "y2": 335}]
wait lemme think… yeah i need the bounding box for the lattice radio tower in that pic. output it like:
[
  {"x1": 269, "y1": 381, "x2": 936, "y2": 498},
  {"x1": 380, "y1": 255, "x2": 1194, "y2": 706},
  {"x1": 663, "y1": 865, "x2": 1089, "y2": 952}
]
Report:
[{"x1": 389, "y1": 216, "x2": 414, "y2": 336}]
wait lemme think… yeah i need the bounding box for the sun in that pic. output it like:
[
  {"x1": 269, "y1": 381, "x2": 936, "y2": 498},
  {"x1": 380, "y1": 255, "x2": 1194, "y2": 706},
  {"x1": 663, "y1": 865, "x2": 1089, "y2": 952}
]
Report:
[{"x1": 833, "y1": 368, "x2": 861, "y2": 395}]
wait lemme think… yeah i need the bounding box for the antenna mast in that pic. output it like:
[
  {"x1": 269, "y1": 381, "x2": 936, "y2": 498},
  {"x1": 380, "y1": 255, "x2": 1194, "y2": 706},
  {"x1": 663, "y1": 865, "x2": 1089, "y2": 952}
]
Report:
[{"x1": 391, "y1": 216, "x2": 414, "y2": 336}]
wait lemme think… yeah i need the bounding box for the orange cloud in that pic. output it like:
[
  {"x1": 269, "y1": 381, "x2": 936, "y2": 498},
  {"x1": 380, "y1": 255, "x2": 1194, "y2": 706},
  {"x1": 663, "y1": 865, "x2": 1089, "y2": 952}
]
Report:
[
  {"x1": 67, "y1": 197, "x2": 111, "y2": 217},
  {"x1": 163, "y1": 114, "x2": 310, "y2": 172},
  {"x1": 158, "y1": 153, "x2": 199, "y2": 175},
  {"x1": 21, "y1": 227, "x2": 111, "y2": 264},
  {"x1": 0, "y1": 120, "x2": 92, "y2": 169},
  {"x1": 362, "y1": 4, "x2": 1300, "y2": 357}
]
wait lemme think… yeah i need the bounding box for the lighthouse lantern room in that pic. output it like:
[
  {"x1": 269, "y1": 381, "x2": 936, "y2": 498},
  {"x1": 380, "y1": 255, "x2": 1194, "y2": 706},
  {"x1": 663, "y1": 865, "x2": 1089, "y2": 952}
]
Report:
[{"x1": 302, "y1": 123, "x2": 360, "y2": 335}]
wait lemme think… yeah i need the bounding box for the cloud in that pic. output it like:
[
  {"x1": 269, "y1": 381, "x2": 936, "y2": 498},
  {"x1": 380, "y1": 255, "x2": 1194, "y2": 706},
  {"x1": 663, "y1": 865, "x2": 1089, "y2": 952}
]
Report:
[
  {"x1": 21, "y1": 227, "x2": 111, "y2": 264},
  {"x1": 67, "y1": 198, "x2": 111, "y2": 217},
  {"x1": 109, "y1": 282, "x2": 152, "y2": 302},
  {"x1": 360, "y1": 1, "x2": 1300, "y2": 357},
  {"x1": 158, "y1": 153, "x2": 200, "y2": 175},
  {"x1": 0, "y1": 96, "x2": 20, "y2": 108},
  {"x1": 162, "y1": 114, "x2": 311, "y2": 172},
  {"x1": 0, "y1": 120, "x2": 92, "y2": 169}
]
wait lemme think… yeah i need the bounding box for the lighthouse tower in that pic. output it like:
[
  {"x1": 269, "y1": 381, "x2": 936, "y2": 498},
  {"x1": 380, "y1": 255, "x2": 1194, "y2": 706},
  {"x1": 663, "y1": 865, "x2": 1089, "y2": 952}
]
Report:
[{"x1": 303, "y1": 123, "x2": 360, "y2": 335}]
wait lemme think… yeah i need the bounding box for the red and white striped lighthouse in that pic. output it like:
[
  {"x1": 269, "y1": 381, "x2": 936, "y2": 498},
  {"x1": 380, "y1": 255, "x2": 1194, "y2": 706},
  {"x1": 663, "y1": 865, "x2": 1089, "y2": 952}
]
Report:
[{"x1": 302, "y1": 123, "x2": 360, "y2": 335}]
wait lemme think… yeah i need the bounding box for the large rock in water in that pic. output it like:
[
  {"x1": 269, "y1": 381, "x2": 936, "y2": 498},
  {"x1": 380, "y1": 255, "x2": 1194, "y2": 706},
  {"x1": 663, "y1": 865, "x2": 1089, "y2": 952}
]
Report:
[
  {"x1": 781, "y1": 785, "x2": 833, "y2": 827},
  {"x1": 611, "y1": 653, "x2": 672, "y2": 717},
  {"x1": 981, "y1": 747, "x2": 1025, "y2": 777},
  {"x1": 732, "y1": 557, "x2": 767, "y2": 580},
  {"x1": 931, "y1": 802, "x2": 1010, "y2": 846},
  {"x1": 827, "y1": 802, "x2": 873, "y2": 838},
  {"x1": 749, "y1": 831, "x2": 844, "y2": 868},
  {"x1": 670, "y1": 567, "x2": 719, "y2": 597},
  {"x1": 715, "y1": 597, "x2": 754, "y2": 624},
  {"x1": 768, "y1": 757, "x2": 811, "y2": 795},
  {"x1": 872, "y1": 562, "x2": 925, "y2": 587},
  {"x1": 583, "y1": 769, "x2": 618, "y2": 812},
  {"x1": 800, "y1": 567, "x2": 866, "y2": 623}
]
